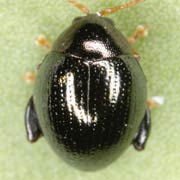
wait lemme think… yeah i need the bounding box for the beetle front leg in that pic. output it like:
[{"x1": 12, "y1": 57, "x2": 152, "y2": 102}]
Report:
[
  {"x1": 128, "y1": 25, "x2": 148, "y2": 44},
  {"x1": 128, "y1": 25, "x2": 148, "y2": 60},
  {"x1": 24, "y1": 35, "x2": 49, "y2": 83},
  {"x1": 25, "y1": 96, "x2": 43, "y2": 142},
  {"x1": 132, "y1": 107, "x2": 151, "y2": 150}
]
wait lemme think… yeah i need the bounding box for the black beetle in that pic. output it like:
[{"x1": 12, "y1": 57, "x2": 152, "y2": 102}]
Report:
[{"x1": 25, "y1": 0, "x2": 151, "y2": 170}]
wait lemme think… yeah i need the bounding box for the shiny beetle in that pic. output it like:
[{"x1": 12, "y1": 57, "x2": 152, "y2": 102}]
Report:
[{"x1": 25, "y1": 0, "x2": 151, "y2": 170}]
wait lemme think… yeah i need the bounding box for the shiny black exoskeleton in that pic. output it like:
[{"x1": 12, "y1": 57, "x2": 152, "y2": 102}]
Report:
[{"x1": 25, "y1": 15, "x2": 151, "y2": 170}]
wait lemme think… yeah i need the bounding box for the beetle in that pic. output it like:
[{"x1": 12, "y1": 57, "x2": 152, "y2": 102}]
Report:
[{"x1": 25, "y1": 0, "x2": 151, "y2": 170}]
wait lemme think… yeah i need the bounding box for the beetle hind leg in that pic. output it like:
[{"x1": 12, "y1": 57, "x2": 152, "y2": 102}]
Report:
[
  {"x1": 35, "y1": 34, "x2": 52, "y2": 49},
  {"x1": 25, "y1": 96, "x2": 43, "y2": 143},
  {"x1": 132, "y1": 107, "x2": 151, "y2": 150}
]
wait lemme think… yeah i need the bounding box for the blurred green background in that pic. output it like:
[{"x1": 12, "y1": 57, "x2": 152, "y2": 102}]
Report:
[{"x1": 0, "y1": 0, "x2": 179, "y2": 179}]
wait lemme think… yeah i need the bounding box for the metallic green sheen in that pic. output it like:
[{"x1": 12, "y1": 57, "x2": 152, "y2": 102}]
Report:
[{"x1": 33, "y1": 15, "x2": 147, "y2": 170}]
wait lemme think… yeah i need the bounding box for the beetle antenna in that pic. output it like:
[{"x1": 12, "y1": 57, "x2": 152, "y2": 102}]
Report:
[
  {"x1": 97, "y1": 0, "x2": 145, "y2": 16},
  {"x1": 68, "y1": 0, "x2": 90, "y2": 15}
]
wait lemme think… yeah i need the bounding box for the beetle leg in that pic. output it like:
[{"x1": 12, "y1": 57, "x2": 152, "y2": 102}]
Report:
[
  {"x1": 24, "y1": 71, "x2": 36, "y2": 84},
  {"x1": 131, "y1": 48, "x2": 140, "y2": 60},
  {"x1": 35, "y1": 34, "x2": 52, "y2": 49},
  {"x1": 147, "y1": 96, "x2": 165, "y2": 109},
  {"x1": 128, "y1": 25, "x2": 148, "y2": 44},
  {"x1": 132, "y1": 107, "x2": 151, "y2": 150},
  {"x1": 128, "y1": 25, "x2": 148, "y2": 60},
  {"x1": 25, "y1": 96, "x2": 43, "y2": 142}
]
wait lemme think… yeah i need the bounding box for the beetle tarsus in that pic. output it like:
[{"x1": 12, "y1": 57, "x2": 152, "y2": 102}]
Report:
[
  {"x1": 128, "y1": 25, "x2": 148, "y2": 45},
  {"x1": 24, "y1": 71, "x2": 36, "y2": 84},
  {"x1": 25, "y1": 96, "x2": 43, "y2": 142},
  {"x1": 132, "y1": 48, "x2": 141, "y2": 61},
  {"x1": 128, "y1": 25, "x2": 148, "y2": 60},
  {"x1": 132, "y1": 107, "x2": 151, "y2": 150},
  {"x1": 35, "y1": 34, "x2": 52, "y2": 49}
]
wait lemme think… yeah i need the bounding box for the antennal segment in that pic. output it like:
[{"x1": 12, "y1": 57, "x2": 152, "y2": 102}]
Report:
[
  {"x1": 68, "y1": 0, "x2": 90, "y2": 15},
  {"x1": 97, "y1": 0, "x2": 144, "y2": 16}
]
